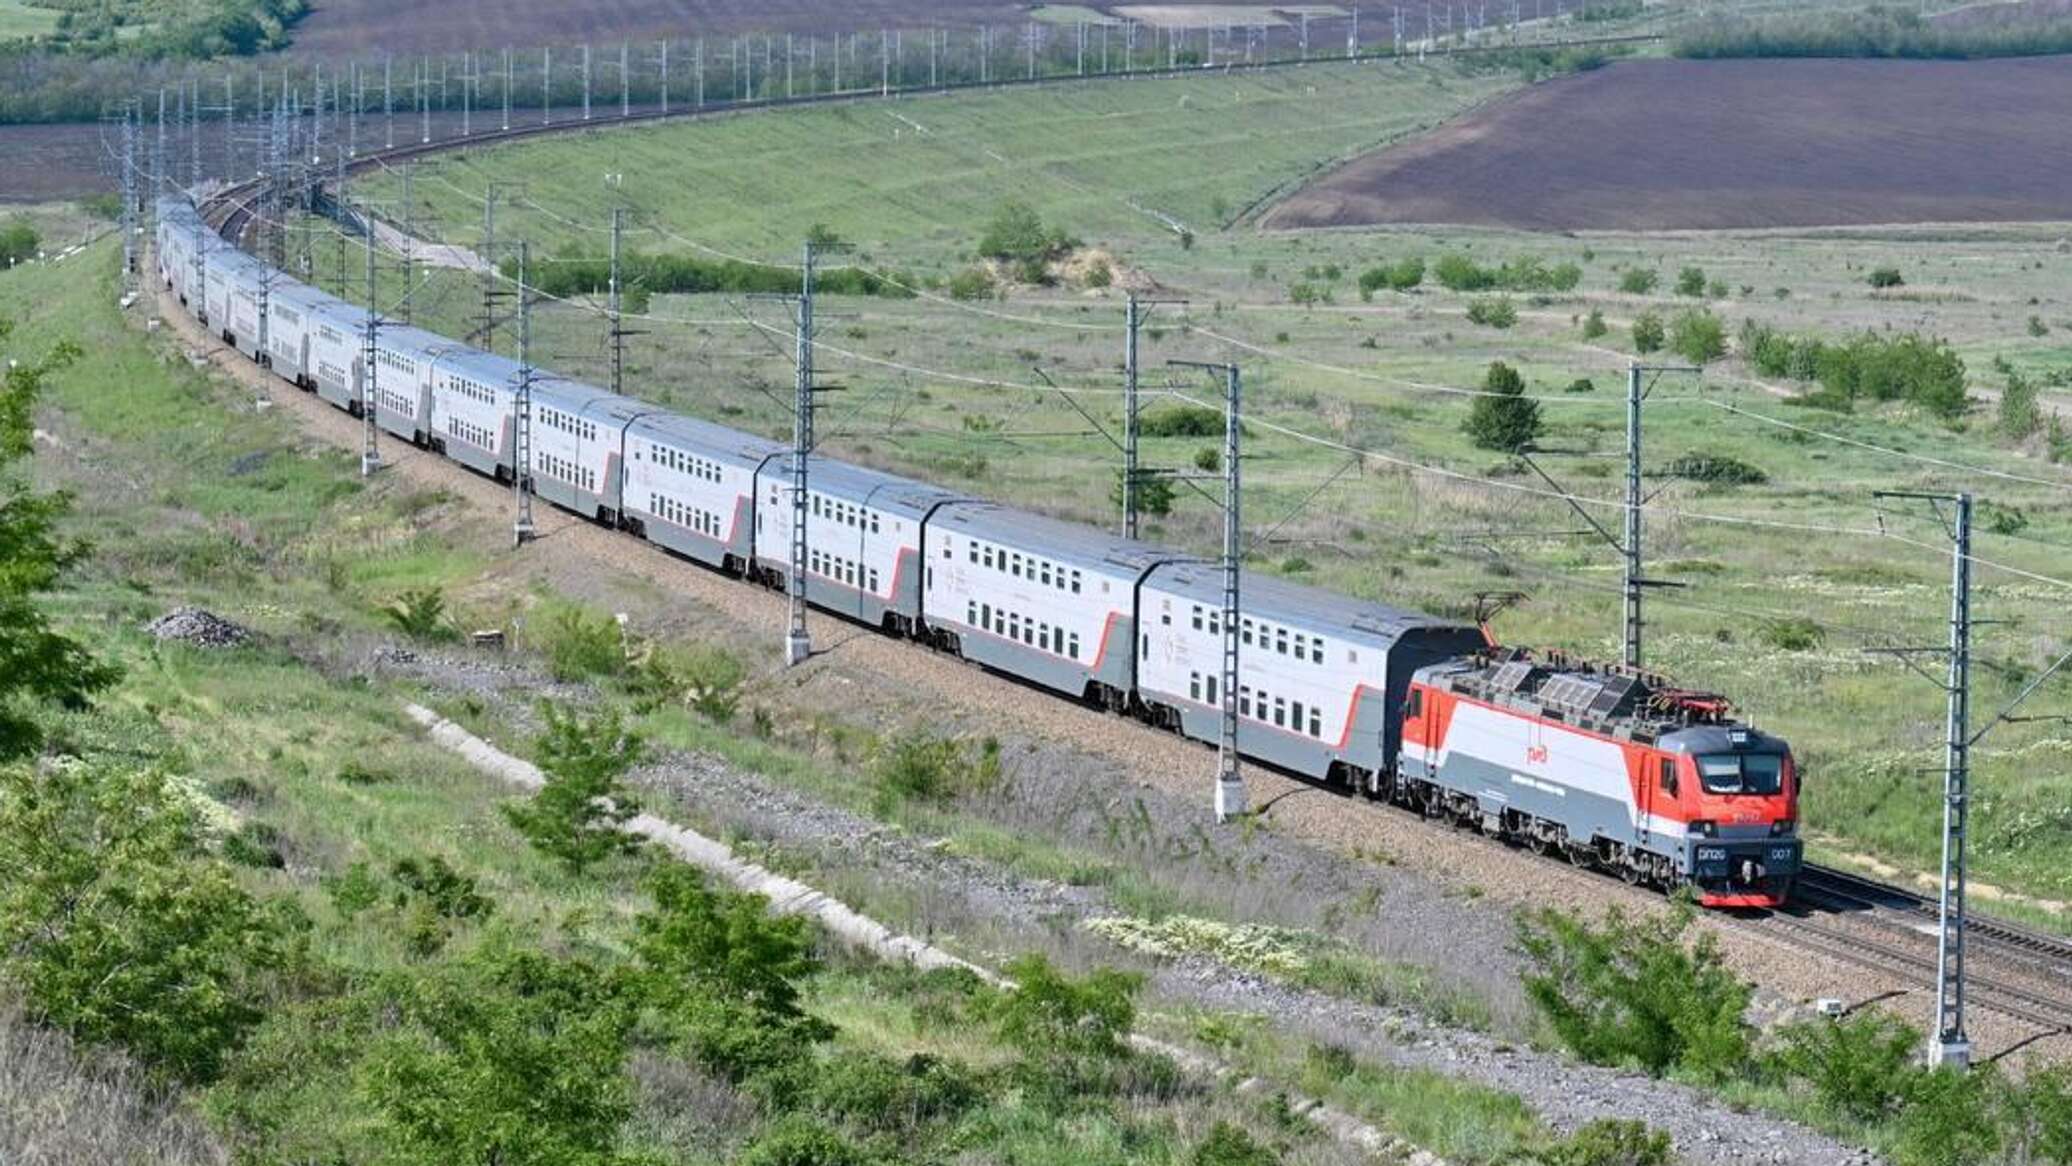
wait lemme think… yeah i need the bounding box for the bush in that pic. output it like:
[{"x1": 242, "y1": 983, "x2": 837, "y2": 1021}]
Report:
[
  {"x1": 991, "y1": 954, "x2": 1140, "y2": 1060},
  {"x1": 1674, "y1": 266, "x2": 1707, "y2": 297},
  {"x1": 1675, "y1": 5, "x2": 2072, "y2": 61},
  {"x1": 1566, "y1": 378, "x2": 1598, "y2": 393},
  {"x1": 1631, "y1": 311, "x2": 1665, "y2": 354},
  {"x1": 977, "y1": 200, "x2": 1077, "y2": 266},
  {"x1": 1139, "y1": 404, "x2": 1223, "y2": 438},
  {"x1": 0, "y1": 764, "x2": 291, "y2": 1083},
  {"x1": 2000, "y1": 369, "x2": 2043, "y2": 439},
  {"x1": 539, "y1": 606, "x2": 625, "y2": 681},
  {"x1": 872, "y1": 733, "x2": 996, "y2": 811},
  {"x1": 1193, "y1": 447, "x2": 1221, "y2": 472},
  {"x1": 1190, "y1": 1121, "x2": 1279, "y2": 1166},
  {"x1": 1896, "y1": 1067, "x2": 2002, "y2": 1166},
  {"x1": 383, "y1": 587, "x2": 457, "y2": 642},
  {"x1": 0, "y1": 219, "x2": 38, "y2": 267},
  {"x1": 1581, "y1": 307, "x2": 1608, "y2": 339},
  {"x1": 1758, "y1": 617, "x2": 1824, "y2": 652},
  {"x1": 1464, "y1": 361, "x2": 1541, "y2": 453},
  {"x1": 1466, "y1": 297, "x2": 1519, "y2": 329},
  {"x1": 2029, "y1": 315, "x2": 2050, "y2": 338},
  {"x1": 1540, "y1": 1118, "x2": 1674, "y2": 1166},
  {"x1": 2001, "y1": 1063, "x2": 2072, "y2": 1164},
  {"x1": 1773, "y1": 1011, "x2": 1920, "y2": 1123},
  {"x1": 1670, "y1": 308, "x2": 1726, "y2": 364},
  {"x1": 1868, "y1": 267, "x2": 1905, "y2": 289},
  {"x1": 1083, "y1": 259, "x2": 1113, "y2": 289},
  {"x1": 1434, "y1": 253, "x2": 1494, "y2": 291},
  {"x1": 1618, "y1": 269, "x2": 1659, "y2": 295},
  {"x1": 1741, "y1": 323, "x2": 1970, "y2": 418},
  {"x1": 1514, "y1": 905, "x2": 1752, "y2": 1080},
  {"x1": 500, "y1": 703, "x2": 644, "y2": 873},
  {"x1": 1112, "y1": 468, "x2": 1175, "y2": 518},
  {"x1": 1289, "y1": 281, "x2": 1327, "y2": 306},
  {"x1": 1665, "y1": 454, "x2": 1766, "y2": 485},
  {"x1": 1433, "y1": 253, "x2": 1579, "y2": 293},
  {"x1": 946, "y1": 266, "x2": 995, "y2": 301},
  {"x1": 1359, "y1": 256, "x2": 1425, "y2": 297},
  {"x1": 736, "y1": 1116, "x2": 875, "y2": 1166}
]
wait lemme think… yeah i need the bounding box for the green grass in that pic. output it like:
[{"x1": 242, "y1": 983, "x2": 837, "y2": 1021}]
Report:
[{"x1": 0, "y1": 0, "x2": 60, "y2": 39}]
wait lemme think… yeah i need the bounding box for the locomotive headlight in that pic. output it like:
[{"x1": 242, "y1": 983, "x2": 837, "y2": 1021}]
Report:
[
  {"x1": 1771, "y1": 819, "x2": 1795, "y2": 837},
  {"x1": 1690, "y1": 820, "x2": 1716, "y2": 837},
  {"x1": 1728, "y1": 727, "x2": 1751, "y2": 748}
]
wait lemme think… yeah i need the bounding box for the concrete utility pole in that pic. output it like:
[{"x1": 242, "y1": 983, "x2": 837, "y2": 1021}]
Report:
[
  {"x1": 398, "y1": 161, "x2": 414, "y2": 325},
  {"x1": 503, "y1": 47, "x2": 513, "y2": 131},
  {"x1": 1870, "y1": 490, "x2": 1974, "y2": 1068},
  {"x1": 513, "y1": 240, "x2": 537, "y2": 545},
  {"x1": 608, "y1": 205, "x2": 640, "y2": 395},
  {"x1": 621, "y1": 41, "x2": 630, "y2": 117},
  {"x1": 480, "y1": 184, "x2": 499, "y2": 349},
  {"x1": 118, "y1": 106, "x2": 137, "y2": 279},
  {"x1": 658, "y1": 39, "x2": 669, "y2": 114},
  {"x1": 582, "y1": 43, "x2": 592, "y2": 120},
  {"x1": 360, "y1": 199, "x2": 382, "y2": 478},
  {"x1": 1170, "y1": 360, "x2": 1246, "y2": 823},
  {"x1": 543, "y1": 46, "x2": 553, "y2": 125},
  {"x1": 385, "y1": 55, "x2": 395, "y2": 149}
]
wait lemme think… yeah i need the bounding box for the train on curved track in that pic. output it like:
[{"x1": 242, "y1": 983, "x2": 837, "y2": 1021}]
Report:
[{"x1": 156, "y1": 193, "x2": 1802, "y2": 908}]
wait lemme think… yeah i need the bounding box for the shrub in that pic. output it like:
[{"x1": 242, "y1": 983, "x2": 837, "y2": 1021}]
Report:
[
  {"x1": 1193, "y1": 447, "x2": 1221, "y2": 472},
  {"x1": 383, "y1": 587, "x2": 457, "y2": 642},
  {"x1": 635, "y1": 865, "x2": 820, "y2": 1024},
  {"x1": 1773, "y1": 1010, "x2": 1920, "y2": 1123},
  {"x1": 1514, "y1": 905, "x2": 1752, "y2": 1080},
  {"x1": 977, "y1": 200, "x2": 1077, "y2": 265},
  {"x1": 1982, "y1": 502, "x2": 2029, "y2": 536},
  {"x1": 1674, "y1": 266, "x2": 1706, "y2": 297},
  {"x1": 946, "y1": 266, "x2": 995, "y2": 301},
  {"x1": 1112, "y1": 467, "x2": 1175, "y2": 518},
  {"x1": 1359, "y1": 256, "x2": 1426, "y2": 298},
  {"x1": 1083, "y1": 259, "x2": 1113, "y2": 289},
  {"x1": 1631, "y1": 311, "x2": 1665, "y2": 354},
  {"x1": 1434, "y1": 252, "x2": 1495, "y2": 291},
  {"x1": 2029, "y1": 315, "x2": 2050, "y2": 338},
  {"x1": 1466, "y1": 297, "x2": 1519, "y2": 329},
  {"x1": 1139, "y1": 404, "x2": 1226, "y2": 437},
  {"x1": 1896, "y1": 1067, "x2": 2002, "y2": 1166},
  {"x1": 500, "y1": 703, "x2": 644, "y2": 873},
  {"x1": 1670, "y1": 308, "x2": 1726, "y2": 364},
  {"x1": 1465, "y1": 361, "x2": 1541, "y2": 453},
  {"x1": 1289, "y1": 281, "x2": 1327, "y2": 306},
  {"x1": 2000, "y1": 369, "x2": 2043, "y2": 439},
  {"x1": 736, "y1": 1116, "x2": 874, "y2": 1166},
  {"x1": 803, "y1": 1048, "x2": 981, "y2": 1136},
  {"x1": 1868, "y1": 267, "x2": 1905, "y2": 289},
  {"x1": 2001, "y1": 1063, "x2": 2072, "y2": 1164},
  {"x1": 991, "y1": 954, "x2": 1140, "y2": 1060},
  {"x1": 1741, "y1": 323, "x2": 1970, "y2": 418},
  {"x1": 0, "y1": 219, "x2": 39, "y2": 267},
  {"x1": 0, "y1": 764, "x2": 291, "y2": 1083},
  {"x1": 540, "y1": 606, "x2": 625, "y2": 681},
  {"x1": 1541, "y1": 1119, "x2": 1674, "y2": 1166},
  {"x1": 1190, "y1": 1122, "x2": 1279, "y2": 1166},
  {"x1": 1566, "y1": 378, "x2": 1598, "y2": 393},
  {"x1": 1758, "y1": 617, "x2": 1823, "y2": 652},
  {"x1": 872, "y1": 733, "x2": 995, "y2": 811},
  {"x1": 1665, "y1": 453, "x2": 1766, "y2": 485},
  {"x1": 1581, "y1": 307, "x2": 1607, "y2": 339},
  {"x1": 1619, "y1": 268, "x2": 1659, "y2": 295}
]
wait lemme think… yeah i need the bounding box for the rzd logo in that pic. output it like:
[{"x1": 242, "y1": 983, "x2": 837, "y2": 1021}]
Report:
[{"x1": 1525, "y1": 744, "x2": 1550, "y2": 765}]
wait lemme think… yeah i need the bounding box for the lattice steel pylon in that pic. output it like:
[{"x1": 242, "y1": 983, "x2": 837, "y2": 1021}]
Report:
[
  {"x1": 359, "y1": 198, "x2": 382, "y2": 478},
  {"x1": 1170, "y1": 359, "x2": 1246, "y2": 822},
  {"x1": 512, "y1": 241, "x2": 538, "y2": 545},
  {"x1": 784, "y1": 240, "x2": 819, "y2": 665}
]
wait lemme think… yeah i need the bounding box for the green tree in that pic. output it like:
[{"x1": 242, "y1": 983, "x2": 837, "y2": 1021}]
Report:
[
  {"x1": 1631, "y1": 310, "x2": 1665, "y2": 354},
  {"x1": 1581, "y1": 307, "x2": 1608, "y2": 339},
  {"x1": 2000, "y1": 1062, "x2": 2072, "y2": 1165},
  {"x1": 0, "y1": 763, "x2": 291, "y2": 1082},
  {"x1": 1895, "y1": 1066, "x2": 2002, "y2": 1166},
  {"x1": 1674, "y1": 265, "x2": 1707, "y2": 297},
  {"x1": 0, "y1": 220, "x2": 39, "y2": 267},
  {"x1": 1618, "y1": 268, "x2": 1659, "y2": 295},
  {"x1": 977, "y1": 200, "x2": 1075, "y2": 265},
  {"x1": 501, "y1": 703, "x2": 644, "y2": 873},
  {"x1": 355, "y1": 948, "x2": 643, "y2": 1166},
  {"x1": 0, "y1": 321, "x2": 118, "y2": 760},
  {"x1": 992, "y1": 954, "x2": 1140, "y2": 1060},
  {"x1": 1464, "y1": 361, "x2": 1541, "y2": 453},
  {"x1": 1515, "y1": 905, "x2": 1752, "y2": 1080},
  {"x1": 1669, "y1": 308, "x2": 1726, "y2": 364},
  {"x1": 1111, "y1": 468, "x2": 1175, "y2": 517},
  {"x1": 1999, "y1": 368, "x2": 2043, "y2": 439},
  {"x1": 1773, "y1": 1010, "x2": 1920, "y2": 1122}
]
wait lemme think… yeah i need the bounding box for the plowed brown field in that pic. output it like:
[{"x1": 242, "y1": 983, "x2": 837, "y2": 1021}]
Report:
[{"x1": 1263, "y1": 56, "x2": 2072, "y2": 231}]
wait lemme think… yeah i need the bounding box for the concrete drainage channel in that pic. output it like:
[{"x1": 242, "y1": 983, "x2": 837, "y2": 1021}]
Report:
[{"x1": 402, "y1": 703, "x2": 1436, "y2": 1165}]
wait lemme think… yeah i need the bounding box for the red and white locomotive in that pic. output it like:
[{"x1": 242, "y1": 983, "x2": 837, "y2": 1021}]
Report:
[{"x1": 1398, "y1": 650, "x2": 1800, "y2": 907}]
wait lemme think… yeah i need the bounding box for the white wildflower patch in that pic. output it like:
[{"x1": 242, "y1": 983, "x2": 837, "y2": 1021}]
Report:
[
  {"x1": 1084, "y1": 913, "x2": 1313, "y2": 978},
  {"x1": 162, "y1": 771, "x2": 241, "y2": 835}
]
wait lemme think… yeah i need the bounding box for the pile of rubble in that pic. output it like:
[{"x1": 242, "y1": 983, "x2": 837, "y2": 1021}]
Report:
[{"x1": 145, "y1": 607, "x2": 251, "y2": 648}]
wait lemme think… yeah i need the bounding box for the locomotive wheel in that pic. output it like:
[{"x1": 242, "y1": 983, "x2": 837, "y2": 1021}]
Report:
[
  {"x1": 1620, "y1": 861, "x2": 1643, "y2": 885},
  {"x1": 1527, "y1": 833, "x2": 1551, "y2": 857}
]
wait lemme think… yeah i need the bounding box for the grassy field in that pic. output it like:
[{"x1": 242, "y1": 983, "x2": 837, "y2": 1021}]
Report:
[
  {"x1": 0, "y1": 0, "x2": 59, "y2": 39},
  {"x1": 324, "y1": 54, "x2": 2072, "y2": 918}
]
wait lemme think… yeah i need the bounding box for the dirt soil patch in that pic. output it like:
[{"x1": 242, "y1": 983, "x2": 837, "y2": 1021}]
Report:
[{"x1": 1264, "y1": 56, "x2": 2072, "y2": 231}]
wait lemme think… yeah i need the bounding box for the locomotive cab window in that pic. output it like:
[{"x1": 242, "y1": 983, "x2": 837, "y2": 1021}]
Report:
[
  {"x1": 1696, "y1": 753, "x2": 1782, "y2": 796},
  {"x1": 1659, "y1": 758, "x2": 1679, "y2": 796},
  {"x1": 1405, "y1": 689, "x2": 1422, "y2": 720}
]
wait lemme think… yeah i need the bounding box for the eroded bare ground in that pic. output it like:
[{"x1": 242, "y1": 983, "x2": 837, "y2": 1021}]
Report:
[
  {"x1": 143, "y1": 263, "x2": 2060, "y2": 1162},
  {"x1": 1264, "y1": 56, "x2": 2072, "y2": 232}
]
